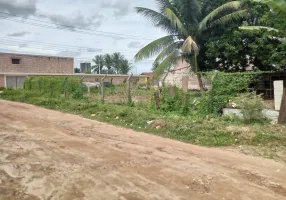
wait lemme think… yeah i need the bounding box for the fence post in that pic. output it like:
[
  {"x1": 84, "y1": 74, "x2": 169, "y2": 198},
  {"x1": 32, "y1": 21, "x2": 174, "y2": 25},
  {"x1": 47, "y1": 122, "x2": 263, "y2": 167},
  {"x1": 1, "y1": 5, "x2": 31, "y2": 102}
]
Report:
[
  {"x1": 278, "y1": 88, "x2": 286, "y2": 124},
  {"x1": 127, "y1": 74, "x2": 133, "y2": 104},
  {"x1": 154, "y1": 91, "x2": 160, "y2": 109},
  {"x1": 101, "y1": 75, "x2": 107, "y2": 103},
  {"x1": 80, "y1": 76, "x2": 85, "y2": 95},
  {"x1": 64, "y1": 77, "x2": 68, "y2": 98},
  {"x1": 169, "y1": 86, "x2": 175, "y2": 97}
]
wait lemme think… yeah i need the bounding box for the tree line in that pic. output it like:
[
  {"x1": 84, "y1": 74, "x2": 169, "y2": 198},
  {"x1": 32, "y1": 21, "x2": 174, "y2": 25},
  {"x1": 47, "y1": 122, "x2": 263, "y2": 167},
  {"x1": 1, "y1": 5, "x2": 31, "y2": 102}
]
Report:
[
  {"x1": 92, "y1": 52, "x2": 132, "y2": 74},
  {"x1": 135, "y1": 0, "x2": 286, "y2": 90}
]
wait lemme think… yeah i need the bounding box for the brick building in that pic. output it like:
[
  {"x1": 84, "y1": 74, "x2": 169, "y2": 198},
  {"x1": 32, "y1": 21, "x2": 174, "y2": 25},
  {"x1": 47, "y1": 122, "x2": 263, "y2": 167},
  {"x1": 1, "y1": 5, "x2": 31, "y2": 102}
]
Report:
[
  {"x1": 162, "y1": 60, "x2": 210, "y2": 90},
  {"x1": 0, "y1": 52, "x2": 146, "y2": 89},
  {"x1": 0, "y1": 53, "x2": 74, "y2": 74},
  {"x1": 0, "y1": 52, "x2": 74, "y2": 88}
]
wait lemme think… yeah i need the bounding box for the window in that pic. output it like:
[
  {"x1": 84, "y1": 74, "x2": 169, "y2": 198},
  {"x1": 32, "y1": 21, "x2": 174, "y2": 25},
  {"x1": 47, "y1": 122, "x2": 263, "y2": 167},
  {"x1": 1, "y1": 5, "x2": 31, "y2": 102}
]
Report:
[{"x1": 12, "y1": 58, "x2": 21, "y2": 64}]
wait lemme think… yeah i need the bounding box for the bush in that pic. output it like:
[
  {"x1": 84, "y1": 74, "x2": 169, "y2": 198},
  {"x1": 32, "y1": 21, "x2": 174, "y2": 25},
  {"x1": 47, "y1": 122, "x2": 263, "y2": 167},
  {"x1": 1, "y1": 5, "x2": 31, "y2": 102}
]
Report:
[
  {"x1": 0, "y1": 87, "x2": 5, "y2": 91},
  {"x1": 232, "y1": 92, "x2": 265, "y2": 122},
  {"x1": 159, "y1": 87, "x2": 193, "y2": 114},
  {"x1": 24, "y1": 76, "x2": 84, "y2": 99},
  {"x1": 197, "y1": 71, "x2": 258, "y2": 115}
]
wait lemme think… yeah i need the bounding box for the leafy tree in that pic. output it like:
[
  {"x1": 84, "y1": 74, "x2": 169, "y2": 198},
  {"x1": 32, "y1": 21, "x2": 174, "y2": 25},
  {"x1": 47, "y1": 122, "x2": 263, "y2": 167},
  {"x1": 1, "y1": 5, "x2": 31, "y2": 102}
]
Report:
[
  {"x1": 203, "y1": 0, "x2": 286, "y2": 71},
  {"x1": 134, "y1": 0, "x2": 247, "y2": 90},
  {"x1": 205, "y1": 29, "x2": 286, "y2": 71},
  {"x1": 240, "y1": 0, "x2": 286, "y2": 33}
]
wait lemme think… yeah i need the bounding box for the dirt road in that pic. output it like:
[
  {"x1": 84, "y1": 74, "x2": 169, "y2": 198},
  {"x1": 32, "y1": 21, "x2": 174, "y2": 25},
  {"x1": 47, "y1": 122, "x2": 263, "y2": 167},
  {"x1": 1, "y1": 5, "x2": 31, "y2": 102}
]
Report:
[{"x1": 0, "y1": 100, "x2": 286, "y2": 200}]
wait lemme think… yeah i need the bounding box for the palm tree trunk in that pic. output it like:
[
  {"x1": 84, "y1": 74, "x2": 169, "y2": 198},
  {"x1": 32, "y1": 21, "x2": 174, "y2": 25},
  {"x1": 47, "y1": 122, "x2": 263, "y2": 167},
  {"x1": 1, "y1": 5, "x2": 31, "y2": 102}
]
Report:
[
  {"x1": 194, "y1": 55, "x2": 204, "y2": 91},
  {"x1": 197, "y1": 73, "x2": 204, "y2": 91}
]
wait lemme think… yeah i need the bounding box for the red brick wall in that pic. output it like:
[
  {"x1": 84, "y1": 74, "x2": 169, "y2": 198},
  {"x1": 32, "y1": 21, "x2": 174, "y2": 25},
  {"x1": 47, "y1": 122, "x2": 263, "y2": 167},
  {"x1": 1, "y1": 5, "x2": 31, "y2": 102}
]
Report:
[
  {"x1": 0, "y1": 53, "x2": 74, "y2": 74},
  {"x1": 0, "y1": 75, "x2": 4, "y2": 87}
]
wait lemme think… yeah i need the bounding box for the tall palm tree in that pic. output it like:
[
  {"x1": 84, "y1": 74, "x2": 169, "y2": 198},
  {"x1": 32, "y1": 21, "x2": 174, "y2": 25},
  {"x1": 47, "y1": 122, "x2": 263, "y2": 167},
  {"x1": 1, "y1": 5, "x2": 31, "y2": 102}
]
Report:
[
  {"x1": 118, "y1": 59, "x2": 132, "y2": 74},
  {"x1": 92, "y1": 55, "x2": 104, "y2": 74},
  {"x1": 112, "y1": 52, "x2": 124, "y2": 74},
  {"x1": 104, "y1": 54, "x2": 114, "y2": 74},
  {"x1": 134, "y1": 0, "x2": 247, "y2": 90}
]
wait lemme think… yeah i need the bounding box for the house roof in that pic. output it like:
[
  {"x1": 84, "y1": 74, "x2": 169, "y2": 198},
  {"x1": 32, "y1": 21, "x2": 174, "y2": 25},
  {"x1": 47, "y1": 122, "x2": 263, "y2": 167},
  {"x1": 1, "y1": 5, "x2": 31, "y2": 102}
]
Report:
[
  {"x1": 0, "y1": 52, "x2": 74, "y2": 59},
  {"x1": 0, "y1": 72, "x2": 146, "y2": 78},
  {"x1": 140, "y1": 72, "x2": 153, "y2": 76}
]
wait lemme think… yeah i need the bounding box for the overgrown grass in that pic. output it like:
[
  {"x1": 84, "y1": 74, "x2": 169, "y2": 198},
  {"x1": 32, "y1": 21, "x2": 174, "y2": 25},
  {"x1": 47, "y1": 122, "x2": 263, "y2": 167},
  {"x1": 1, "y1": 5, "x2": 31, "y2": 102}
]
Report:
[{"x1": 1, "y1": 89, "x2": 286, "y2": 153}]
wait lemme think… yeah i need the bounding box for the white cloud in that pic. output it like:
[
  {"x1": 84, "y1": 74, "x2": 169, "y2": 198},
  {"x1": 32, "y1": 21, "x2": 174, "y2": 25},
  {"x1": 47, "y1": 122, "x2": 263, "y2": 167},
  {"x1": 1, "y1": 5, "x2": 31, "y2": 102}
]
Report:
[
  {"x1": 101, "y1": 0, "x2": 131, "y2": 17},
  {"x1": 0, "y1": 0, "x2": 37, "y2": 16},
  {"x1": 49, "y1": 11, "x2": 103, "y2": 29},
  {"x1": 57, "y1": 50, "x2": 81, "y2": 57},
  {"x1": 19, "y1": 43, "x2": 29, "y2": 48},
  {"x1": 7, "y1": 31, "x2": 30, "y2": 37},
  {"x1": 128, "y1": 41, "x2": 142, "y2": 48}
]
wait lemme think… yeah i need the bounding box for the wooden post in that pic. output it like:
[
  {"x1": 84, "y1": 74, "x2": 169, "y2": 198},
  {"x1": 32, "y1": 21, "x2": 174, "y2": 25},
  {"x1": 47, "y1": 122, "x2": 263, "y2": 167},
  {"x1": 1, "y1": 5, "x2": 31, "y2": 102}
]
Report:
[
  {"x1": 278, "y1": 88, "x2": 286, "y2": 124},
  {"x1": 101, "y1": 75, "x2": 107, "y2": 103},
  {"x1": 80, "y1": 76, "x2": 85, "y2": 95},
  {"x1": 64, "y1": 77, "x2": 68, "y2": 98},
  {"x1": 182, "y1": 75, "x2": 189, "y2": 92},
  {"x1": 154, "y1": 91, "x2": 160, "y2": 109},
  {"x1": 127, "y1": 74, "x2": 133, "y2": 104},
  {"x1": 169, "y1": 86, "x2": 175, "y2": 97}
]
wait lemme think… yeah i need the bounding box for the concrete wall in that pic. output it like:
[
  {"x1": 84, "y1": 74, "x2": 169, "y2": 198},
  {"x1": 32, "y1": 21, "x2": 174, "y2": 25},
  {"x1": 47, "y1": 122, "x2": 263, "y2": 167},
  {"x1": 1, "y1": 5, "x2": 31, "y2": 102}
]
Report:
[
  {"x1": 0, "y1": 75, "x2": 4, "y2": 87},
  {"x1": 0, "y1": 53, "x2": 74, "y2": 74},
  {"x1": 0, "y1": 73, "x2": 145, "y2": 88},
  {"x1": 161, "y1": 60, "x2": 210, "y2": 90}
]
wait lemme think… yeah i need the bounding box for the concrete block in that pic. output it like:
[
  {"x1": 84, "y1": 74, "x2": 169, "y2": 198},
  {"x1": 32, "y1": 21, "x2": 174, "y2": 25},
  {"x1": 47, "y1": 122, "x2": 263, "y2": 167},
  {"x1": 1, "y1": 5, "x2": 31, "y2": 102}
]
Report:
[
  {"x1": 223, "y1": 108, "x2": 279, "y2": 121},
  {"x1": 274, "y1": 80, "x2": 284, "y2": 110}
]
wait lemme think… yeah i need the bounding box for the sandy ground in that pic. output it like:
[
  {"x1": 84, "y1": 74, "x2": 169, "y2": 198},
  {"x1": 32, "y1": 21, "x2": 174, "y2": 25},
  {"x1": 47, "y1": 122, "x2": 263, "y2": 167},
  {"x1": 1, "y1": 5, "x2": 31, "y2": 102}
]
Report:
[{"x1": 0, "y1": 100, "x2": 286, "y2": 200}]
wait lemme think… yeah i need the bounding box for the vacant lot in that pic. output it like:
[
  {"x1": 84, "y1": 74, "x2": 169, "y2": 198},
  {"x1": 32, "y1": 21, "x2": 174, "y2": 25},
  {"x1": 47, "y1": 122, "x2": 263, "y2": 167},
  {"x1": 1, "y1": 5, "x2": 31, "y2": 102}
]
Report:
[{"x1": 0, "y1": 100, "x2": 286, "y2": 200}]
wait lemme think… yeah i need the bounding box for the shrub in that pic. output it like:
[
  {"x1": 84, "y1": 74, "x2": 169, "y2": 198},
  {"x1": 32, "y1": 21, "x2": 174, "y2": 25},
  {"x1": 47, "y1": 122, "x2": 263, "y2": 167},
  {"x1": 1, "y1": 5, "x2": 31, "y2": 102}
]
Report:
[
  {"x1": 197, "y1": 71, "x2": 258, "y2": 115},
  {"x1": 0, "y1": 87, "x2": 5, "y2": 91},
  {"x1": 24, "y1": 76, "x2": 84, "y2": 99},
  {"x1": 159, "y1": 87, "x2": 192, "y2": 114},
  {"x1": 232, "y1": 92, "x2": 265, "y2": 122}
]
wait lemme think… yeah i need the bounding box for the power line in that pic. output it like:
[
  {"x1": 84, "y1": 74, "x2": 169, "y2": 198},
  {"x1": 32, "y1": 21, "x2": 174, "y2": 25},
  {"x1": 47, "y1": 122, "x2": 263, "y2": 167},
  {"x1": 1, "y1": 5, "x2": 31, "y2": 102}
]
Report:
[
  {"x1": 0, "y1": 41, "x2": 139, "y2": 56},
  {"x1": 0, "y1": 48, "x2": 155, "y2": 62},
  {"x1": 0, "y1": 12, "x2": 156, "y2": 41},
  {"x1": 0, "y1": 37, "x2": 140, "y2": 53}
]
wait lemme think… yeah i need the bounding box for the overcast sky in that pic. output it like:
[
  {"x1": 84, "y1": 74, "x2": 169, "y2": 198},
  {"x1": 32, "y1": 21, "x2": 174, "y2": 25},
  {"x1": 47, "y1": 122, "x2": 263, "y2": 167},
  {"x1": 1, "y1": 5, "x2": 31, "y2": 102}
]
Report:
[{"x1": 0, "y1": 0, "x2": 166, "y2": 74}]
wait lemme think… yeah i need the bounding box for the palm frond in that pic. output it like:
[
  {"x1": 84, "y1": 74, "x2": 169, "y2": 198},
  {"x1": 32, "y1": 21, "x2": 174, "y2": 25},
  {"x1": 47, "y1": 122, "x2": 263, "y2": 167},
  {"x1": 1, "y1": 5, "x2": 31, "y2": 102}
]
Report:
[
  {"x1": 199, "y1": 1, "x2": 244, "y2": 32},
  {"x1": 207, "y1": 9, "x2": 248, "y2": 31},
  {"x1": 155, "y1": 0, "x2": 174, "y2": 13},
  {"x1": 135, "y1": 7, "x2": 176, "y2": 34},
  {"x1": 134, "y1": 35, "x2": 176, "y2": 61},
  {"x1": 239, "y1": 25, "x2": 279, "y2": 32},
  {"x1": 154, "y1": 41, "x2": 184, "y2": 63},
  {"x1": 164, "y1": 7, "x2": 188, "y2": 36},
  {"x1": 152, "y1": 61, "x2": 160, "y2": 71},
  {"x1": 254, "y1": 0, "x2": 286, "y2": 16},
  {"x1": 181, "y1": 36, "x2": 199, "y2": 55},
  {"x1": 173, "y1": 0, "x2": 201, "y2": 27},
  {"x1": 154, "y1": 50, "x2": 181, "y2": 77}
]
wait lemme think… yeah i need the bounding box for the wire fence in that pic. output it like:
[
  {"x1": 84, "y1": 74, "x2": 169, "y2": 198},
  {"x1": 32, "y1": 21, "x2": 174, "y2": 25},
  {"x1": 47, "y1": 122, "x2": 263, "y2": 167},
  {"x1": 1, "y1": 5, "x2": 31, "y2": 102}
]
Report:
[{"x1": 23, "y1": 76, "x2": 152, "y2": 104}]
